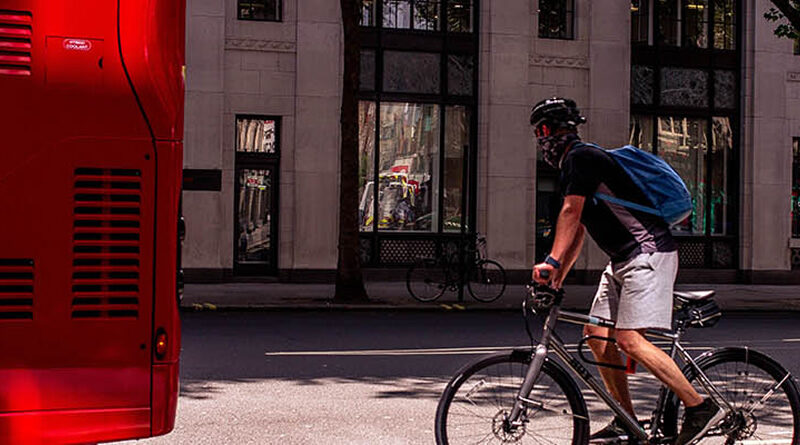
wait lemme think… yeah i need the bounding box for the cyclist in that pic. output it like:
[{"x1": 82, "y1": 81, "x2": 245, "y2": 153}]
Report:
[{"x1": 529, "y1": 97, "x2": 724, "y2": 444}]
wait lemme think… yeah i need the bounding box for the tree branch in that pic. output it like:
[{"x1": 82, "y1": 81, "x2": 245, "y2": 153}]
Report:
[{"x1": 770, "y1": 0, "x2": 800, "y2": 35}]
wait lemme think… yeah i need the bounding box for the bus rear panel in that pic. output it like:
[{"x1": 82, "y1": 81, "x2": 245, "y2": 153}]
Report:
[{"x1": 0, "y1": 0, "x2": 184, "y2": 442}]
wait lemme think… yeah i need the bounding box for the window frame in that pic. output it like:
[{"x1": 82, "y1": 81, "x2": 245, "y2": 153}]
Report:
[
  {"x1": 631, "y1": 0, "x2": 741, "y2": 268},
  {"x1": 233, "y1": 115, "x2": 281, "y2": 275},
  {"x1": 357, "y1": 0, "x2": 479, "y2": 266},
  {"x1": 538, "y1": 0, "x2": 575, "y2": 40},
  {"x1": 237, "y1": 0, "x2": 282, "y2": 22}
]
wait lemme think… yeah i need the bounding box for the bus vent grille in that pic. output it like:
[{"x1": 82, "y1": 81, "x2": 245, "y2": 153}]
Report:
[
  {"x1": 0, "y1": 10, "x2": 33, "y2": 77},
  {"x1": 72, "y1": 168, "x2": 141, "y2": 320},
  {"x1": 0, "y1": 259, "x2": 34, "y2": 320}
]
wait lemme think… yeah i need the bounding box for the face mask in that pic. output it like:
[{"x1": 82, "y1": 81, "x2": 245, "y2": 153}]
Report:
[{"x1": 537, "y1": 132, "x2": 581, "y2": 169}]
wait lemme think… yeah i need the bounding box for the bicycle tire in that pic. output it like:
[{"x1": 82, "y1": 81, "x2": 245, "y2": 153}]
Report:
[
  {"x1": 435, "y1": 350, "x2": 589, "y2": 445},
  {"x1": 406, "y1": 258, "x2": 448, "y2": 302},
  {"x1": 662, "y1": 347, "x2": 800, "y2": 444},
  {"x1": 466, "y1": 259, "x2": 506, "y2": 303}
]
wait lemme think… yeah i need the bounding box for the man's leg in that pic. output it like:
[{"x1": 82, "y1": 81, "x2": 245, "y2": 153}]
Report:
[
  {"x1": 584, "y1": 325, "x2": 636, "y2": 416},
  {"x1": 615, "y1": 329, "x2": 703, "y2": 408}
]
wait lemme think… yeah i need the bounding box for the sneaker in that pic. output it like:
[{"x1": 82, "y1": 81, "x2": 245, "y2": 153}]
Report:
[
  {"x1": 590, "y1": 417, "x2": 642, "y2": 443},
  {"x1": 676, "y1": 398, "x2": 725, "y2": 445}
]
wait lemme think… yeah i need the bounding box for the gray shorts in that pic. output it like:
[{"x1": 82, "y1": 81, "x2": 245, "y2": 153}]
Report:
[{"x1": 589, "y1": 251, "x2": 678, "y2": 330}]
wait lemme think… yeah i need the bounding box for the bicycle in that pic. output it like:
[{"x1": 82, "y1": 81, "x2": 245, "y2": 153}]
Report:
[
  {"x1": 406, "y1": 235, "x2": 506, "y2": 303},
  {"x1": 435, "y1": 280, "x2": 800, "y2": 444}
]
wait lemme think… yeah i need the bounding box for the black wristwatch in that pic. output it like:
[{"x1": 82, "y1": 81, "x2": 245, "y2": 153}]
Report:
[{"x1": 544, "y1": 255, "x2": 561, "y2": 269}]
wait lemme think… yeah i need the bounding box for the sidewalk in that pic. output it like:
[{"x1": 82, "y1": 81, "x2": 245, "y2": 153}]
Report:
[{"x1": 181, "y1": 282, "x2": 800, "y2": 312}]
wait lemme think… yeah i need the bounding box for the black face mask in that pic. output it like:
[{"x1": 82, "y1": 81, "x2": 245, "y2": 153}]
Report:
[{"x1": 537, "y1": 132, "x2": 581, "y2": 169}]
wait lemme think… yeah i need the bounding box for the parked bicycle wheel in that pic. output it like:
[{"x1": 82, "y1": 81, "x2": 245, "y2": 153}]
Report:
[
  {"x1": 663, "y1": 347, "x2": 800, "y2": 444},
  {"x1": 467, "y1": 259, "x2": 506, "y2": 302},
  {"x1": 435, "y1": 351, "x2": 589, "y2": 445},
  {"x1": 406, "y1": 258, "x2": 448, "y2": 302}
]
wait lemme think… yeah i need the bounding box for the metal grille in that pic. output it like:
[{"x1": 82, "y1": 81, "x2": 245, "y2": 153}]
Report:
[
  {"x1": 711, "y1": 241, "x2": 734, "y2": 268},
  {"x1": 71, "y1": 168, "x2": 141, "y2": 319},
  {"x1": 678, "y1": 241, "x2": 705, "y2": 268},
  {"x1": 0, "y1": 10, "x2": 32, "y2": 76},
  {"x1": 379, "y1": 239, "x2": 436, "y2": 264},
  {"x1": 0, "y1": 259, "x2": 33, "y2": 320}
]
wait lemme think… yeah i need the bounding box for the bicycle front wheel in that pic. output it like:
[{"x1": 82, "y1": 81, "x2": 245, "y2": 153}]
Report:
[
  {"x1": 467, "y1": 259, "x2": 506, "y2": 303},
  {"x1": 406, "y1": 258, "x2": 447, "y2": 302},
  {"x1": 435, "y1": 350, "x2": 589, "y2": 445},
  {"x1": 664, "y1": 347, "x2": 800, "y2": 444}
]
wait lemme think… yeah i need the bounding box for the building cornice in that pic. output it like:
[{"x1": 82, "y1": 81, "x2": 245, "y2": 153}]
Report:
[{"x1": 225, "y1": 38, "x2": 296, "y2": 53}]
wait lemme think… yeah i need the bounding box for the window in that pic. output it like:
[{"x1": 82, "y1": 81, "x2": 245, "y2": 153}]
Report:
[
  {"x1": 238, "y1": 0, "x2": 281, "y2": 21},
  {"x1": 633, "y1": 0, "x2": 735, "y2": 49},
  {"x1": 360, "y1": 0, "x2": 473, "y2": 32},
  {"x1": 793, "y1": 138, "x2": 800, "y2": 237},
  {"x1": 539, "y1": 0, "x2": 574, "y2": 39},
  {"x1": 234, "y1": 117, "x2": 280, "y2": 274}
]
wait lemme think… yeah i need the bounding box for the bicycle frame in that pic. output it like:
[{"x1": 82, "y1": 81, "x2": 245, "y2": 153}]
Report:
[{"x1": 507, "y1": 298, "x2": 737, "y2": 444}]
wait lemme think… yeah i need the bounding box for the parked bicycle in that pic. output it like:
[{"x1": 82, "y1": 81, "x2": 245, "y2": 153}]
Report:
[
  {"x1": 435, "y1": 280, "x2": 800, "y2": 444},
  {"x1": 406, "y1": 235, "x2": 506, "y2": 303}
]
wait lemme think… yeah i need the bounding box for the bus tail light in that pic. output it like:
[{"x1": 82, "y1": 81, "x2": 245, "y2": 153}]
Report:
[{"x1": 155, "y1": 330, "x2": 168, "y2": 359}]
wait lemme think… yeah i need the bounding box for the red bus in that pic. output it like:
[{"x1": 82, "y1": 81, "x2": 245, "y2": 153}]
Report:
[{"x1": 0, "y1": 0, "x2": 184, "y2": 443}]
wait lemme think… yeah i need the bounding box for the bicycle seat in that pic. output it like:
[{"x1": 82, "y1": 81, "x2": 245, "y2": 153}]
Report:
[{"x1": 673, "y1": 290, "x2": 715, "y2": 304}]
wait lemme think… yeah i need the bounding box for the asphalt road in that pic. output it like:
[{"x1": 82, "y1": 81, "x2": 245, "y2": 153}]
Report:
[{"x1": 121, "y1": 310, "x2": 800, "y2": 445}]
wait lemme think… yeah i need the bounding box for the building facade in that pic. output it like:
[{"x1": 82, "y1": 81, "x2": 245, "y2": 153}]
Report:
[{"x1": 183, "y1": 0, "x2": 800, "y2": 283}]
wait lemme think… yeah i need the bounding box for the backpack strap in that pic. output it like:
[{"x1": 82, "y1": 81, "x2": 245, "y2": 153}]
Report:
[
  {"x1": 594, "y1": 192, "x2": 661, "y2": 217},
  {"x1": 575, "y1": 142, "x2": 663, "y2": 217}
]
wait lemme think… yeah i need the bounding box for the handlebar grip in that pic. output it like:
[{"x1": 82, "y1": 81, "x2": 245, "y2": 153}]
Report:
[{"x1": 539, "y1": 269, "x2": 550, "y2": 280}]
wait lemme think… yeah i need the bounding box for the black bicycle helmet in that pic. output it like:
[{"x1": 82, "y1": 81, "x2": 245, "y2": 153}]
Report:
[{"x1": 530, "y1": 97, "x2": 586, "y2": 130}]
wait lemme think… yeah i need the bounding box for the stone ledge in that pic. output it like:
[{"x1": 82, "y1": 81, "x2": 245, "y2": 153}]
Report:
[{"x1": 225, "y1": 38, "x2": 296, "y2": 53}]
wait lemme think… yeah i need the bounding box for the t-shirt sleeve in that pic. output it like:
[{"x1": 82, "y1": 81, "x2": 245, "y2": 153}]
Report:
[{"x1": 561, "y1": 148, "x2": 602, "y2": 197}]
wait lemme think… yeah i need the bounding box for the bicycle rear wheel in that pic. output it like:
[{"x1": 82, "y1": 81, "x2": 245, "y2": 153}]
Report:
[
  {"x1": 406, "y1": 258, "x2": 448, "y2": 302},
  {"x1": 466, "y1": 259, "x2": 506, "y2": 303},
  {"x1": 663, "y1": 347, "x2": 800, "y2": 444},
  {"x1": 435, "y1": 350, "x2": 589, "y2": 445}
]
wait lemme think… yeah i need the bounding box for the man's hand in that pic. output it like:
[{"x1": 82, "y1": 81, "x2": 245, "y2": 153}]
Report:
[{"x1": 532, "y1": 263, "x2": 556, "y2": 285}]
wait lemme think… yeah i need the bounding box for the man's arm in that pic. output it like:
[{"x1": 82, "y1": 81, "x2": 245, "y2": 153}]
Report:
[
  {"x1": 532, "y1": 195, "x2": 586, "y2": 285},
  {"x1": 553, "y1": 224, "x2": 584, "y2": 288}
]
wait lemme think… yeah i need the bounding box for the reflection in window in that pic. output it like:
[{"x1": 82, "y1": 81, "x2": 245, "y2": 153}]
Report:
[
  {"x1": 658, "y1": 117, "x2": 708, "y2": 234},
  {"x1": 448, "y1": 0, "x2": 473, "y2": 32},
  {"x1": 448, "y1": 55, "x2": 473, "y2": 96},
  {"x1": 683, "y1": 0, "x2": 708, "y2": 48},
  {"x1": 237, "y1": 118, "x2": 277, "y2": 153},
  {"x1": 383, "y1": 0, "x2": 440, "y2": 30},
  {"x1": 383, "y1": 51, "x2": 440, "y2": 94},
  {"x1": 361, "y1": 0, "x2": 377, "y2": 26},
  {"x1": 444, "y1": 106, "x2": 469, "y2": 231},
  {"x1": 378, "y1": 103, "x2": 440, "y2": 231},
  {"x1": 539, "y1": 0, "x2": 575, "y2": 40},
  {"x1": 629, "y1": 115, "x2": 654, "y2": 152},
  {"x1": 712, "y1": 0, "x2": 735, "y2": 50},
  {"x1": 661, "y1": 67, "x2": 708, "y2": 107},
  {"x1": 710, "y1": 117, "x2": 731, "y2": 235},
  {"x1": 656, "y1": 0, "x2": 679, "y2": 46},
  {"x1": 237, "y1": 169, "x2": 272, "y2": 263},
  {"x1": 793, "y1": 138, "x2": 800, "y2": 237},
  {"x1": 238, "y1": 0, "x2": 280, "y2": 21},
  {"x1": 631, "y1": 0, "x2": 650, "y2": 44},
  {"x1": 359, "y1": 102, "x2": 377, "y2": 232}
]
